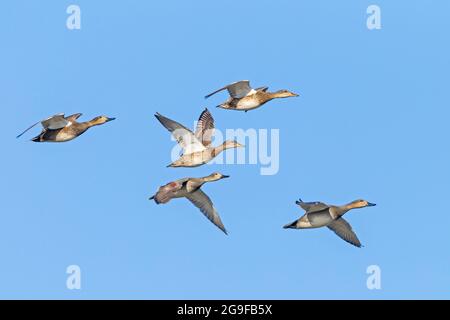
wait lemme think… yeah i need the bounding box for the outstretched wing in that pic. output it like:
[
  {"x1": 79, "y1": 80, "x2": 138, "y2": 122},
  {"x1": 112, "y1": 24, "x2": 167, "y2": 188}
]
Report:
[
  {"x1": 205, "y1": 80, "x2": 255, "y2": 99},
  {"x1": 186, "y1": 189, "x2": 227, "y2": 234},
  {"x1": 296, "y1": 199, "x2": 329, "y2": 213},
  {"x1": 41, "y1": 113, "x2": 70, "y2": 129},
  {"x1": 150, "y1": 179, "x2": 186, "y2": 204},
  {"x1": 65, "y1": 113, "x2": 83, "y2": 122},
  {"x1": 194, "y1": 108, "x2": 215, "y2": 147},
  {"x1": 17, "y1": 113, "x2": 69, "y2": 139},
  {"x1": 255, "y1": 86, "x2": 269, "y2": 92},
  {"x1": 327, "y1": 218, "x2": 362, "y2": 248},
  {"x1": 155, "y1": 113, "x2": 206, "y2": 155}
]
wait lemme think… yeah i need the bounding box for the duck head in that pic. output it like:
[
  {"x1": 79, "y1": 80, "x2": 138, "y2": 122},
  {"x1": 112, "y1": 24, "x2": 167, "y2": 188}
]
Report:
[
  {"x1": 349, "y1": 199, "x2": 377, "y2": 209},
  {"x1": 208, "y1": 172, "x2": 230, "y2": 181},
  {"x1": 90, "y1": 116, "x2": 116, "y2": 126},
  {"x1": 272, "y1": 89, "x2": 299, "y2": 98},
  {"x1": 202, "y1": 172, "x2": 230, "y2": 182},
  {"x1": 222, "y1": 140, "x2": 245, "y2": 150}
]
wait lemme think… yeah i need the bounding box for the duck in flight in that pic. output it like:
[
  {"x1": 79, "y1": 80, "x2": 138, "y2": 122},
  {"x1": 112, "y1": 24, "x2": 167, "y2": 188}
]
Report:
[
  {"x1": 284, "y1": 198, "x2": 376, "y2": 248},
  {"x1": 155, "y1": 108, "x2": 244, "y2": 167},
  {"x1": 205, "y1": 80, "x2": 298, "y2": 112},
  {"x1": 149, "y1": 172, "x2": 230, "y2": 234},
  {"x1": 17, "y1": 113, "x2": 115, "y2": 142}
]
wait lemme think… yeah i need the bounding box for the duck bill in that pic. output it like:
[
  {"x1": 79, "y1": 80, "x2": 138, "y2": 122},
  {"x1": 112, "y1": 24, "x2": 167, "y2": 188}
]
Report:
[
  {"x1": 221, "y1": 175, "x2": 230, "y2": 179},
  {"x1": 106, "y1": 117, "x2": 116, "y2": 122},
  {"x1": 367, "y1": 202, "x2": 376, "y2": 207}
]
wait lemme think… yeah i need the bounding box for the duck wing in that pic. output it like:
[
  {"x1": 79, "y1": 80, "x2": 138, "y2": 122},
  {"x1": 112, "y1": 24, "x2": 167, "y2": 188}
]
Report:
[
  {"x1": 255, "y1": 86, "x2": 269, "y2": 92},
  {"x1": 327, "y1": 218, "x2": 362, "y2": 248},
  {"x1": 150, "y1": 179, "x2": 187, "y2": 204},
  {"x1": 17, "y1": 113, "x2": 69, "y2": 139},
  {"x1": 296, "y1": 199, "x2": 329, "y2": 213},
  {"x1": 194, "y1": 108, "x2": 215, "y2": 147},
  {"x1": 65, "y1": 113, "x2": 83, "y2": 122},
  {"x1": 205, "y1": 80, "x2": 254, "y2": 99},
  {"x1": 155, "y1": 113, "x2": 206, "y2": 155},
  {"x1": 41, "y1": 113, "x2": 71, "y2": 129},
  {"x1": 186, "y1": 189, "x2": 227, "y2": 235}
]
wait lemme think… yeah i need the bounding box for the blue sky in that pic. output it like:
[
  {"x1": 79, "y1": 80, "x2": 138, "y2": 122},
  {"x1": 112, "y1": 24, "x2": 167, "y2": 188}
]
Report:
[{"x1": 1, "y1": 0, "x2": 449, "y2": 299}]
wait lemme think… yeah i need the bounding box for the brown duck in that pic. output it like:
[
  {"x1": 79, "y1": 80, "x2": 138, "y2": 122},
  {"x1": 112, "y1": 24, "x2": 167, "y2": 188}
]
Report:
[
  {"x1": 284, "y1": 198, "x2": 376, "y2": 248},
  {"x1": 149, "y1": 172, "x2": 230, "y2": 234},
  {"x1": 155, "y1": 108, "x2": 243, "y2": 167},
  {"x1": 205, "y1": 80, "x2": 299, "y2": 112},
  {"x1": 17, "y1": 113, "x2": 115, "y2": 142}
]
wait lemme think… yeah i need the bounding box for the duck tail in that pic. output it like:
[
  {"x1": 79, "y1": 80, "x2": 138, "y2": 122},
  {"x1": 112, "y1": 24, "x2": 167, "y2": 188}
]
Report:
[
  {"x1": 283, "y1": 220, "x2": 298, "y2": 229},
  {"x1": 31, "y1": 136, "x2": 42, "y2": 142},
  {"x1": 149, "y1": 195, "x2": 160, "y2": 204}
]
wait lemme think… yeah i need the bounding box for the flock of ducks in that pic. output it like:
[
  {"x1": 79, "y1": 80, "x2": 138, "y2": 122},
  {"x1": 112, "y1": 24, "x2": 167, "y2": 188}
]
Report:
[{"x1": 18, "y1": 80, "x2": 376, "y2": 248}]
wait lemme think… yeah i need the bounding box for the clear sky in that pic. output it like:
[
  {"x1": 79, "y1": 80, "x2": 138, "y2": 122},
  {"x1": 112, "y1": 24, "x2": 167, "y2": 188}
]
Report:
[{"x1": 1, "y1": 0, "x2": 449, "y2": 299}]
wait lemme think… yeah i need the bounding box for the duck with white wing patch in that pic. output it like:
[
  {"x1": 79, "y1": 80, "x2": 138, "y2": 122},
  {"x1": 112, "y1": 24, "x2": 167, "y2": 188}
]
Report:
[{"x1": 155, "y1": 108, "x2": 244, "y2": 167}]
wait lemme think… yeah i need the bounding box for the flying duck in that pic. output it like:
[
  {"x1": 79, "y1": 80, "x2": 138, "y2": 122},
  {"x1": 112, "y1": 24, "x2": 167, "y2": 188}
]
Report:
[
  {"x1": 149, "y1": 172, "x2": 230, "y2": 234},
  {"x1": 17, "y1": 113, "x2": 115, "y2": 142},
  {"x1": 284, "y1": 198, "x2": 376, "y2": 248},
  {"x1": 205, "y1": 80, "x2": 298, "y2": 112},
  {"x1": 155, "y1": 108, "x2": 244, "y2": 167}
]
